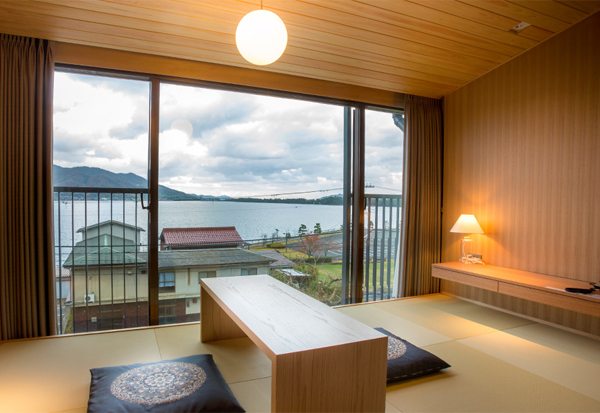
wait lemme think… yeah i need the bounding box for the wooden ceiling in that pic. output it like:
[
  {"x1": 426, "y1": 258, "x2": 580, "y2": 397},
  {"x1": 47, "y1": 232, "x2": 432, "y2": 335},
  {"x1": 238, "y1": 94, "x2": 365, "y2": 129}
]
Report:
[{"x1": 0, "y1": 0, "x2": 598, "y2": 99}]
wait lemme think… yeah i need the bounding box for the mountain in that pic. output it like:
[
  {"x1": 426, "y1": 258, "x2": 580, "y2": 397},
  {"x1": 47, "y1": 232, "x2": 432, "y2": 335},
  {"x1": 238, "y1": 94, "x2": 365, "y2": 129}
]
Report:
[{"x1": 53, "y1": 165, "x2": 200, "y2": 201}]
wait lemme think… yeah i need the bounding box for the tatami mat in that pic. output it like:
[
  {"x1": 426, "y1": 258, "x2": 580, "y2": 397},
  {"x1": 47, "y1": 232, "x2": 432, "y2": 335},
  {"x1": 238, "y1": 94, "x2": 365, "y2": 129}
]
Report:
[
  {"x1": 229, "y1": 377, "x2": 271, "y2": 413},
  {"x1": 385, "y1": 340, "x2": 600, "y2": 413},
  {"x1": 373, "y1": 295, "x2": 534, "y2": 340},
  {"x1": 1, "y1": 293, "x2": 599, "y2": 413},
  {"x1": 459, "y1": 331, "x2": 600, "y2": 402},
  {"x1": 0, "y1": 329, "x2": 160, "y2": 413},
  {"x1": 337, "y1": 304, "x2": 451, "y2": 347},
  {"x1": 504, "y1": 323, "x2": 600, "y2": 365},
  {"x1": 153, "y1": 324, "x2": 271, "y2": 384}
]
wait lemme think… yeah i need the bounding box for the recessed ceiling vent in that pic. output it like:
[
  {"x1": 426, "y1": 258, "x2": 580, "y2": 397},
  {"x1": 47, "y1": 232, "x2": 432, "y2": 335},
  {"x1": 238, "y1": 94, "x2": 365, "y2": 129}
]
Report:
[{"x1": 510, "y1": 22, "x2": 531, "y2": 33}]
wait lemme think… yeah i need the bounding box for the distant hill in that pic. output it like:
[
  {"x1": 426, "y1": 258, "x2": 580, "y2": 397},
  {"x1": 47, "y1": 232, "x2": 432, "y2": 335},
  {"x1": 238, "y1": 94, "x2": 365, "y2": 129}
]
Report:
[{"x1": 53, "y1": 165, "x2": 200, "y2": 201}]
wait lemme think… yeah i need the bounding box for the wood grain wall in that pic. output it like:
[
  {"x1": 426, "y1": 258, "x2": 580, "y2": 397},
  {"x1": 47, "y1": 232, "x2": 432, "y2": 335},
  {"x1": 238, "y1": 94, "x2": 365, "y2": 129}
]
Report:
[
  {"x1": 443, "y1": 11, "x2": 600, "y2": 281},
  {"x1": 442, "y1": 12, "x2": 600, "y2": 335}
]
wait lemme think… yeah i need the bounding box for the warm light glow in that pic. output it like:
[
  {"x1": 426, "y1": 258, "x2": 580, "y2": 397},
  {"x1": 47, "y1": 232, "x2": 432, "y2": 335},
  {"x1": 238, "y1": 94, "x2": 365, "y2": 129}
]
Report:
[
  {"x1": 236, "y1": 10, "x2": 287, "y2": 66},
  {"x1": 450, "y1": 214, "x2": 484, "y2": 234}
]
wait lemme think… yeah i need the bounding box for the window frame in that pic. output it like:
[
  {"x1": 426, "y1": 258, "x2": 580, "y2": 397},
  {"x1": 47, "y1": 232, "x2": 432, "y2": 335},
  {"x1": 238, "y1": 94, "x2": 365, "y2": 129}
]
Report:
[{"x1": 53, "y1": 64, "x2": 405, "y2": 330}]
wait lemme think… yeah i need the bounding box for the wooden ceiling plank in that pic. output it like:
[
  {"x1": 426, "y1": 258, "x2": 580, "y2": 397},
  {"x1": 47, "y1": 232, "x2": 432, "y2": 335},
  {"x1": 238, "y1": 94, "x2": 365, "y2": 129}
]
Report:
[
  {"x1": 281, "y1": 53, "x2": 457, "y2": 93},
  {"x1": 302, "y1": 0, "x2": 528, "y2": 55},
  {"x1": 555, "y1": 0, "x2": 600, "y2": 14},
  {"x1": 0, "y1": 0, "x2": 478, "y2": 86},
  {"x1": 0, "y1": 15, "x2": 420, "y2": 96},
  {"x1": 107, "y1": 0, "x2": 507, "y2": 70},
  {"x1": 410, "y1": 0, "x2": 553, "y2": 42},
  {"x1": 508, "y1": 0, "x2": 588, "y2": 23},
  {"x1": 356, "y1": 0, "x2": 539, "y2": 49},
  {"x1": 36, "y1": 0, "x2": 237, "y2": 33},
  {"x1": 0, "y1": 6, "x2": 445, "y2": 96},
  {"x1": 457, "y1": 0, "x2": 570, "y2": 32},
  {"x1": 293, "y1": 37, "x2": 476, "y2": 83},
  {"x1": 198, "y1": 0, "x2": 528, "y2": 56},
  {"x1": 290, "y1": 44, "x2": 467, "y2": 87},
  {"x1": 281, "y1": 15, "x2": 500, "y2": 71},
  {"x1": 31, "y1": 0, "x2": 498, "y2": 74},
  {"x1": 266, "y1": 0, "x2": 511, "y2": 63}
]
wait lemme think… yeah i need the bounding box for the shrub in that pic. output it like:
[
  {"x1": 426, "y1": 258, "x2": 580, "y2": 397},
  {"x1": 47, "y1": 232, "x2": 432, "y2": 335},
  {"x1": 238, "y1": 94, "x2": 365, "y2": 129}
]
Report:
[{"x1": 267, "y1": 242, "x2": 286, "y2": 249}]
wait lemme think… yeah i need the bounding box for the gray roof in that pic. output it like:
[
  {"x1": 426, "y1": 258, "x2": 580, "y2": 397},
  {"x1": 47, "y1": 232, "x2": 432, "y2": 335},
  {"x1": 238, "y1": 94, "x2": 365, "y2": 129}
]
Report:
[
  {"x1": 157, "y1": 248, "x2": 275, "y2": 270},
  {"x1": 256, "y1": 250, "x2": 295, "y2": 268},
  {"x1": 63, "y1": 246, "x2": 146, "y2": 267},
  {"x1": 76, "y1": 220, "x2": 145, "y2": 233},
  {"x1": 63, "y1": 247, "x2": 274, "y2": 270}
]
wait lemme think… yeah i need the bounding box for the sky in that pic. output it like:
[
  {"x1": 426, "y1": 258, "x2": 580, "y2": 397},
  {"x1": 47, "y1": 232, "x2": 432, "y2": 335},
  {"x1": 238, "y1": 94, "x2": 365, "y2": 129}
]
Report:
[{"x1": 53, "y1": 71, "x2": 403, "y2": 199}]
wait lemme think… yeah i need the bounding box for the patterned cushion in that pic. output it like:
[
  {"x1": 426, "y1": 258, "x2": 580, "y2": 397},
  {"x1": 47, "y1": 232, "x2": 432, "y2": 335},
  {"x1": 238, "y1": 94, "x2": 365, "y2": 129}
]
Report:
[
  {"x1": 376, "y1": 328, "x2": 450, "y2": 383},
  {"x1": 87, "y1": 354, "x2": 245, "y2": 412}
]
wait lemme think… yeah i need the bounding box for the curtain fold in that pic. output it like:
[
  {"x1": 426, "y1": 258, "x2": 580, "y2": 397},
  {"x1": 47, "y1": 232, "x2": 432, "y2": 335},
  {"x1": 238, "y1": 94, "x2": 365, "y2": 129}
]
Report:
[
  {"x1": 398, "y1": 94, "x2": 443, "y2": 297},
  {"x1": 0, "y1": 34, "x2": 56, "y2": 340}
]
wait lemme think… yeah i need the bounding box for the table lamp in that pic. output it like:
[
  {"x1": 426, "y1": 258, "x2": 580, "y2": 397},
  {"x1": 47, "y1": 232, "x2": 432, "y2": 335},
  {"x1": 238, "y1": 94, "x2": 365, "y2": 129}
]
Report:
[{"x1": 450, "y1": 214, "x2": 484, "y2": 264}]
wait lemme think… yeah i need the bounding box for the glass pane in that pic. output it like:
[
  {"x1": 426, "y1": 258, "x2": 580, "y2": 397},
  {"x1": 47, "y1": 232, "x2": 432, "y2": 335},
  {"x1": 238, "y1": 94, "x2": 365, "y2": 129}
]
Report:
[
  {"x1": 158, "y1": 82, "x2": 348, "y2": 324},
  {"x1": 53, "y1": 70, "x2": 150, "y2": 334},
  {"x1": 363, "y1": 108, "x2": 404, "y2": 301}
]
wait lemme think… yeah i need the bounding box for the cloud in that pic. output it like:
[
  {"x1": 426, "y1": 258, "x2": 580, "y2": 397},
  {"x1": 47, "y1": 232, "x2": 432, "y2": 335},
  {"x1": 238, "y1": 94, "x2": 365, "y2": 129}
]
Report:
[{"x1": 54, "y1": 73, "x2": 403, "y2": 197}]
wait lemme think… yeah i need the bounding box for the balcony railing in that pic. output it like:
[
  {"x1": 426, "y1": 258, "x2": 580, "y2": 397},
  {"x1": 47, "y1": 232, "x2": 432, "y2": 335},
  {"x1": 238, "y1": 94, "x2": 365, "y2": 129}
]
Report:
[
  {"x1": 363, "y1": 194, "x2": 402, "y2": 302},
  {"x1": 54, "y1": 187, "x2": 149, "y2": 334},
  {"x1": 54, "y1": 187, "x2": 401, "y2": 334}
]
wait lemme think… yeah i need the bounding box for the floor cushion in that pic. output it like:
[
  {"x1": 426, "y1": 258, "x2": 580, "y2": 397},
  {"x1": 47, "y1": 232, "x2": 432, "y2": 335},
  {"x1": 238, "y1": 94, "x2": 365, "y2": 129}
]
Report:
[
  {"x1": 87, "y1": 354, "x2": 245, "y2": 412},
  {"x1": 376, "y1": 327, "x2": 450, "y2": 383}
]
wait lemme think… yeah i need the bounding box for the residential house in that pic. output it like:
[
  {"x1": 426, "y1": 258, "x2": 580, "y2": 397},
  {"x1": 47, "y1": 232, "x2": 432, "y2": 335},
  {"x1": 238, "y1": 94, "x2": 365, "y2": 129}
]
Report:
[
  {"x1": 160, "y1": 226, "x2": 245, "y2": 250},
  {"x1": 63, "y1": 221, "x2": 273, "y2": 331}
]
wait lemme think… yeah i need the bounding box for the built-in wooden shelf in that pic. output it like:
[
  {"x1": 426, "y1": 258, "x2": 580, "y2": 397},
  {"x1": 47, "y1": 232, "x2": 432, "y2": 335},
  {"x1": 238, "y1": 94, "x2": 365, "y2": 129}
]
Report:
[{"x1": 432, "y1": 262, "x2": 600, "y2": 317}]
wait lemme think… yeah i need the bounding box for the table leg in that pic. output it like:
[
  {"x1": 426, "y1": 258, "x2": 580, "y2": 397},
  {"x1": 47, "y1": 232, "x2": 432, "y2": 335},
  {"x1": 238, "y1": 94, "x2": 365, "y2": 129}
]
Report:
[
  {"x1": 201, "y1": 284, "x2": 247, "y2": 343},
  {"x1": 271, "y1": 338, "x2": 387, "y2": 412}
]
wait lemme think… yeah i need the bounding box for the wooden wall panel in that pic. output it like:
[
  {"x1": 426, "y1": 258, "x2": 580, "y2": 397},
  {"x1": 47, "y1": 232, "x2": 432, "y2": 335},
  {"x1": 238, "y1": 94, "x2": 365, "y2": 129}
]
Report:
[{"x1": 443, "y1": 12, "x2": 600, "y2": 283}]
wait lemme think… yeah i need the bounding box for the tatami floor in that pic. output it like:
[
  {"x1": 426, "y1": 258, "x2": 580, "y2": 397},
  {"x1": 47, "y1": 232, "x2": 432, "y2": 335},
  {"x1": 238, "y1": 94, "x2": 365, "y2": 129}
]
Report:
[{"x1": 1, "y1": 294, "x2": 599, "y2": 413}]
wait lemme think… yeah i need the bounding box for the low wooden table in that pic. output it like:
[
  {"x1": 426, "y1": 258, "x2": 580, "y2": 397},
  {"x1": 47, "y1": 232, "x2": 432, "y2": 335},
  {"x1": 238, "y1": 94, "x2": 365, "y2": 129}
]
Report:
[
  {"x1": 433, "y1": 262, "x2": 600, "y2": 317},
  {"x1": 200, "y1": 275, "x2": 387, "y2": 413}
]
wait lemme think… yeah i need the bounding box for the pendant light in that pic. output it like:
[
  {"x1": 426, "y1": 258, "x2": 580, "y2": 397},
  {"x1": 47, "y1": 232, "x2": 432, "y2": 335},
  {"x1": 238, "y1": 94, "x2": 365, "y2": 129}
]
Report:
[{"x1": 235, "y1": 1, "x2": 287, "y2": 66}]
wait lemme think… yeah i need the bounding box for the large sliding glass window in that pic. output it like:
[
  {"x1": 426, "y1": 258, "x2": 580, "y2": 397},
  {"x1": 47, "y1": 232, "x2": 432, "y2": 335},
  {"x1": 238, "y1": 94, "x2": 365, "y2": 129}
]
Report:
[
  {"x1": 53, "y1": 70, "x2": 150, "y2": 334},
  {"x1": 364, "y1": 108, "x2": 404, "y2": 301},
  {"x1": 52, "y1": 68, "x2": 404, "y2": 334},
  {"x1": 157, "y1": 83, "x2": 349, "y2": 324}
]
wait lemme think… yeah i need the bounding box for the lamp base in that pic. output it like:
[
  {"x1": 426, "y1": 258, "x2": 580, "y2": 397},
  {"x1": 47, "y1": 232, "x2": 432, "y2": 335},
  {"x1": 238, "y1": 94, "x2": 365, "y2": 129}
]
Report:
[{"x1": 460, "y1": 237, "x2": 472, "y2": 264}]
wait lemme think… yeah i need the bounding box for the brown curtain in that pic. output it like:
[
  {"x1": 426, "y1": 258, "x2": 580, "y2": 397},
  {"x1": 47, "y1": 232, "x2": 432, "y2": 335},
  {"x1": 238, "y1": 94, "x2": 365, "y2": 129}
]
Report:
[
  {"x1": 398, "y1": 95, "x2": 443, "y2": 297},
  {"x1": 0, "y1": 34, "x2": 56, "y2": 340}
]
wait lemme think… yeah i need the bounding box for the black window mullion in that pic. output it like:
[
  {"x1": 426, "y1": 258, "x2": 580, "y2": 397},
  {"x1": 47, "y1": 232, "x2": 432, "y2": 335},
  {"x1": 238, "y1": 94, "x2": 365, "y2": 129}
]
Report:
[{"x1": 148, "y1": 78, "x2": 160, "y2": 325}]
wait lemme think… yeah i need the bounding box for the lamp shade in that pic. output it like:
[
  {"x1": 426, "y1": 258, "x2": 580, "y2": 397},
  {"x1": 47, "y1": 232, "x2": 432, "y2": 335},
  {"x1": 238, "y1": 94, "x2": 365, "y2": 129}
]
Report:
[
  {"x1": 236, "y1": 10, "x2": 287, "y2": 66},
  {"x1": 450, "y1": 215, "x2": 484, "y2": 234}
]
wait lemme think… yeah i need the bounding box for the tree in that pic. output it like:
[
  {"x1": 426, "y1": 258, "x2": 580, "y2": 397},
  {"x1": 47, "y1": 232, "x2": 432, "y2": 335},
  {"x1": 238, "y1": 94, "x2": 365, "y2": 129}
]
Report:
[
  {"x1": 298, "y1": 234, "x2": 340, "y2": 259},
  {"x1": 314, "y1": 223, "x2": 322, "y2": 234},
  {"x1": 298, "y1": 224, "x2": 307, "y2": 235}
]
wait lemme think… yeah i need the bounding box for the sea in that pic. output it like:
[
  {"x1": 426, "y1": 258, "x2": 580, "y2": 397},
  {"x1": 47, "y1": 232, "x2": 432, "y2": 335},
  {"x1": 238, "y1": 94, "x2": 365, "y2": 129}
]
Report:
[{"x1": 54, "y1": 200, "x2": 399, "y2": 265}]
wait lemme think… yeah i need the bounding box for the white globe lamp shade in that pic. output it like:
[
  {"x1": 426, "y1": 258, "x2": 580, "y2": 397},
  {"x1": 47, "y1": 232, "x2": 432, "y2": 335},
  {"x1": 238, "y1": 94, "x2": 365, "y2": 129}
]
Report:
[{"x1": 236, "y1": 10, "x2": 287, "y2": 66}]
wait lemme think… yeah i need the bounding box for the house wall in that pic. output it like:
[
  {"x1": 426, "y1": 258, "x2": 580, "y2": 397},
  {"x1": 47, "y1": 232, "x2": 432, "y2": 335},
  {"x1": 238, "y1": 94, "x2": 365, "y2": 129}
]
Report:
[
  {"x1": 72, "y1": 267, "x2": 148, "y2": 304},
  {"x1": 442, "y1": 12, "x2": 600, "y2": 335}
]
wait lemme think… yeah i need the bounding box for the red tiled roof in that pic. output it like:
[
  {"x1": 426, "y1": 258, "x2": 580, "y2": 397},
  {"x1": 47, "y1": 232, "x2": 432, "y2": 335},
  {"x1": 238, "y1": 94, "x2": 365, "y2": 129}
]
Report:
[{"x1": 160, "y1": 226, "x2": 243, "y2": 248}]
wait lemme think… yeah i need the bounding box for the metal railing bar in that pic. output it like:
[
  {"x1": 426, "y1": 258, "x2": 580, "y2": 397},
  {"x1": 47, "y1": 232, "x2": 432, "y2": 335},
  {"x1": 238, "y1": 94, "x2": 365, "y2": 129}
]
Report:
[
  {"x1": 97, "y1": 192, "x2": 102, "y2": 329},
  {"x1": 364, "y1": 197, "x2": 371, "y2": 301},
  {"x1": 84, "y1": 193, "x2": 89, "y2": 333},
  {"x1": 386, "y1": 198, "x2": 393, "y2": 299},
  {"x1": 135, "y1": 193, "x2": 139, "y2": 327},
  {"x1": 71, "y1": 192, "x2": 75, "y2": 333},
  {"x1": 57, "y1": 192, "x2": 63, "y2": 334},
  {"x1": 110, "y1": 193, "x2": 114, "y2": 331},
  {"x1": 379, "y1": 197, "x2": 386, "y2": 301},
  {"x1": 123, "y1": 196, "x2": 127, "y2": 328},
  {"x1": 54, "y1": 186, "x2": 149, "y2": 194},
  {"x1": 372, "y1": 197, "x2": 379, "y2": 303}
]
